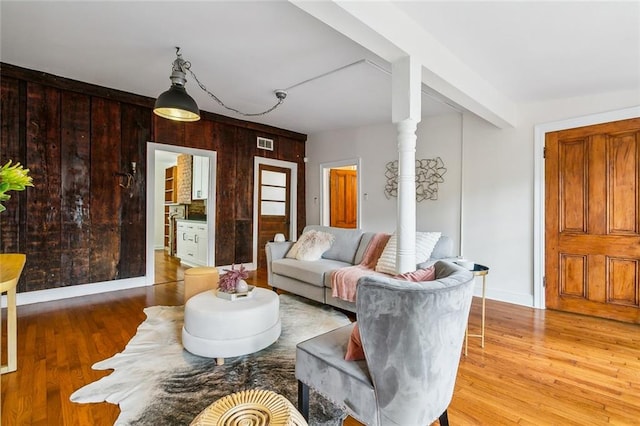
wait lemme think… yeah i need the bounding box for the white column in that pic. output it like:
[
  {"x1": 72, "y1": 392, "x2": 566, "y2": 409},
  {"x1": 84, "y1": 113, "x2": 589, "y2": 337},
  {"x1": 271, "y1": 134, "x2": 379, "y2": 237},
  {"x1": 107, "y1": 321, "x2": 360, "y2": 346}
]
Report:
[
  {"x1": 396, "y1": 118, "x2": 418, "y2": 273},
  {"x1": 392, "y1": 56, "x2": 421, "y2": 273}
]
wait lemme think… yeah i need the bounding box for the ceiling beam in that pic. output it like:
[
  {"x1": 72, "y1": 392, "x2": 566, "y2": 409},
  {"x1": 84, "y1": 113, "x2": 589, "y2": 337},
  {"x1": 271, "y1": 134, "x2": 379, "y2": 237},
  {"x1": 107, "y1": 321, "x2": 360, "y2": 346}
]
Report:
[{"x1": 290, "y1": 0, "x2": 518, "y2": 128}]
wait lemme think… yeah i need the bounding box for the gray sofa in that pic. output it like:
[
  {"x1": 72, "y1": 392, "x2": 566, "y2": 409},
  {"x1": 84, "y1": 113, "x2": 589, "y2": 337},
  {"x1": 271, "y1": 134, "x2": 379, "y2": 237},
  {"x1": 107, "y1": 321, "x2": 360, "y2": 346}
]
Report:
[{"x1": 265, "y1": 225, "x2": 454, "y2": 312}]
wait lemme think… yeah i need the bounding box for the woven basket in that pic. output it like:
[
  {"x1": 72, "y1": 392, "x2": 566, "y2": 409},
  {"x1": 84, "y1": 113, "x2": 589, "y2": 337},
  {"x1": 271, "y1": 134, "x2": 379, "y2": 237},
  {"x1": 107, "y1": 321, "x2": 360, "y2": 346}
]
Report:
[{"x1": 190, "y1": 389, "x2": 307, "y2": 426}]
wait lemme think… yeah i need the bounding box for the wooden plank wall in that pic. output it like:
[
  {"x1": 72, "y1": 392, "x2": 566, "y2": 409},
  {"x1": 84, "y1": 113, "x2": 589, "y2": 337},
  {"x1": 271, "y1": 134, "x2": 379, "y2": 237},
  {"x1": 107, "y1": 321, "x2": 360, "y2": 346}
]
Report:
[
  {"x1": 0, "y1": 63, "x2": 307, "y2": 293},
  {"x1": 25, "y1": 83, "x2": 62, "y2": 290},
  {"x1": 60, "y1": 92, "x2": 91, "y2": 286}
]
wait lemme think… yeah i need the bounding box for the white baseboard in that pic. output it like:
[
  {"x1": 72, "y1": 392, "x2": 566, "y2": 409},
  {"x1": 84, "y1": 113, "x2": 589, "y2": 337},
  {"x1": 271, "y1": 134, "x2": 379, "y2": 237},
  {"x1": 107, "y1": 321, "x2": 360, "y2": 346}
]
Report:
[
  {"x1": 217, "y1": 262, "x2": 256, "y2": 272},
  {"x1": 2, "y1": 262, "x2": 259, "y2": 308},
  {"x1": 473, "y1": 282, "x2": 535, "y2": 308},
  {"x1": 1, "y1": 276, "x2": 149, "y2": 307}
]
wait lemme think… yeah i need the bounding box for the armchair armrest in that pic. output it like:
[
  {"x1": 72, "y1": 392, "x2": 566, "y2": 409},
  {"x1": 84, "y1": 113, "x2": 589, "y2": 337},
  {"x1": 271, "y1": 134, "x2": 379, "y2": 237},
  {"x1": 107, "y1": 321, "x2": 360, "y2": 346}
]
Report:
[{"x1": 265, "y1": 241, "x2": 294, "y2": 286}]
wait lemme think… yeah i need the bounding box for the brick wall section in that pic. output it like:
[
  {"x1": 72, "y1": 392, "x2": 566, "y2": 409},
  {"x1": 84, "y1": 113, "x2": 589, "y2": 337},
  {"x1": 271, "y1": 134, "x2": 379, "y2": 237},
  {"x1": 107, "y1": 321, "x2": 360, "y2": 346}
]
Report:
[{"x1": 177, "y1": 154, "x2": 192, "y2": 204}]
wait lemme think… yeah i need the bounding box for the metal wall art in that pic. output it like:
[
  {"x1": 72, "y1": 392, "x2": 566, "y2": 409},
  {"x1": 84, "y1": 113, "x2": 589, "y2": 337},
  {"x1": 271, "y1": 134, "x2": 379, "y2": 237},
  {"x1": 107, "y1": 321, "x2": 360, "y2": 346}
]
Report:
[{"x1": 384, "y1": 157, "x2": 447, "y2": 201}]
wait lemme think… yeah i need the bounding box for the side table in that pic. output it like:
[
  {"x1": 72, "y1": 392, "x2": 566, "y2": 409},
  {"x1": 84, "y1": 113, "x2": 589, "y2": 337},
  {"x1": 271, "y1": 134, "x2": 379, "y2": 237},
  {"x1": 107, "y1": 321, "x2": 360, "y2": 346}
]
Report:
[
  {"x1": 465, "y1": 263, "x2": 489, "y2": 356},
  {"x1": 191, "y1": 389, "x2": 308, "y2": 425},
  {"x1": 1, "y1": 253, "x2": 26, "y2": 374}
]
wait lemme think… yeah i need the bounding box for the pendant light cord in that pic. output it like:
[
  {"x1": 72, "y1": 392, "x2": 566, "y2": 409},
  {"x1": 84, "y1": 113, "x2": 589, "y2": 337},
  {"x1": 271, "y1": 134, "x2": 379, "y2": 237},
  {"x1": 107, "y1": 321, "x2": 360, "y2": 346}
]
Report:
[{"x1": 182, "y1": 60, "x2": 287, "y2": 117}]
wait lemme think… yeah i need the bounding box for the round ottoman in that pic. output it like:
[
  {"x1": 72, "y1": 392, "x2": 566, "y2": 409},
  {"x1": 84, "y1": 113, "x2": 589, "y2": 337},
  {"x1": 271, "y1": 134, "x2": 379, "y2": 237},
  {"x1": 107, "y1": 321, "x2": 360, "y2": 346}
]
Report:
[{"x1": 182, "y1": 287, "x2": 281, "y2": 365}]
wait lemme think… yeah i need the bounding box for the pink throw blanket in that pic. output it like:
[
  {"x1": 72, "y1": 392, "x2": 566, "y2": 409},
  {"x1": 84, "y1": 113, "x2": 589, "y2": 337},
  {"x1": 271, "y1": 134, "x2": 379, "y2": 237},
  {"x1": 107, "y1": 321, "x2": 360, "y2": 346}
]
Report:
[{"x1": 331, "y1": 233, "x2": 391, "y2": 302}]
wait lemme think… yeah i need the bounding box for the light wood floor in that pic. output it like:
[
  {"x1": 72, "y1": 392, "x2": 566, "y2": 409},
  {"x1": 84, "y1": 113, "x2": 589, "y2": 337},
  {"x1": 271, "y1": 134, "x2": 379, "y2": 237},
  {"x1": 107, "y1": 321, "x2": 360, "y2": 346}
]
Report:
[{"x1": 2, "y1": 253, "x2": 639, "y2": 425}]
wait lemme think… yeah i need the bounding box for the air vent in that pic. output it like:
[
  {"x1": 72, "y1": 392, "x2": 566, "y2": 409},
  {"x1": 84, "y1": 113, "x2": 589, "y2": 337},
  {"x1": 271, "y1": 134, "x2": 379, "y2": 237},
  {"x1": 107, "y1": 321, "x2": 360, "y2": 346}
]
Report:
[{"x1": 257, "y1": 137, "x2": 274, "y2": 151}]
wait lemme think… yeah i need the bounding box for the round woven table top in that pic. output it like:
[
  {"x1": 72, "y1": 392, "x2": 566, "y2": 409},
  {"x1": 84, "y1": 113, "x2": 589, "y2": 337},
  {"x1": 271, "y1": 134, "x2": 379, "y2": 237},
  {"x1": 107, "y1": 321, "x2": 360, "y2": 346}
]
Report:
[{"x1": 190, "y1": 389, "x2": 307, "y2": 426}]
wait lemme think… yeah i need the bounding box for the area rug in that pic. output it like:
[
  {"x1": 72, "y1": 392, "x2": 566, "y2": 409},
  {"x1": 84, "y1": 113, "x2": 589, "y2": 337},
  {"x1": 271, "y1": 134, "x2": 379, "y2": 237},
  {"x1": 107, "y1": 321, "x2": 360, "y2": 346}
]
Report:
[{"x1": 70, "y1": 294, "x2": 351, "y2": 425}]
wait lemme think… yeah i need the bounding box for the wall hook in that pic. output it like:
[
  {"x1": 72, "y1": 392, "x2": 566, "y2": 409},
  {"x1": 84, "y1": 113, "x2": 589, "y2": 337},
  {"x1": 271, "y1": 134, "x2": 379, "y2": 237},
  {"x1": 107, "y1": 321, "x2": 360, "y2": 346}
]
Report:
[
  {"x1": 116, "y1": 172, "x2": 133, "y2": 188},
  {"x1": 116, "y1": 162, "x2": 137, "y2": 189}
]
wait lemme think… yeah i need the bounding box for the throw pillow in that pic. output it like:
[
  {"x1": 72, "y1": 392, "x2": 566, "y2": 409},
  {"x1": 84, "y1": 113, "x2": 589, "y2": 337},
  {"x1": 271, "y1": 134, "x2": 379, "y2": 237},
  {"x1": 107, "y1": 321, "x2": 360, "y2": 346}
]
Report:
[
  {"x1": 374, "y1": 232, "x2": 441, "y2": 275},
  {"x1": 394, "y1": 265, "x2": 436, "y2": 282},
  {"x1": 286, "y1": 230, "x2": 316, "y2": 259},
  {"x1": 286, "y1": 230, "x2": 335, "y2": 261},
  {"x1": 374, "y1": 234, "x2": 397, "y2": 274},
  {"x1": 344, "y1": 323, "x2": 365, "y2": 361},
  {"x1": 295, "y1": 230, "x2": 335, "y2": 261}
]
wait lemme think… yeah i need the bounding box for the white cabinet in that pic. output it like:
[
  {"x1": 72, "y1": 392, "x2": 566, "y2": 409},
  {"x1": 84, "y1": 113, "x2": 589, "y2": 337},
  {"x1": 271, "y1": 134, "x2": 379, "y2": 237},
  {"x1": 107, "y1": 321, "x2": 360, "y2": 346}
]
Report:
[
  {"x1": 192, "y1": 156, "x2": 209, "y2": 200},
  {"x1": 193, "y1": 223, "x2": 208, "y2": 265},
  {"x1": 176, "y1": 220, "x2": 208, "y2": 266}
]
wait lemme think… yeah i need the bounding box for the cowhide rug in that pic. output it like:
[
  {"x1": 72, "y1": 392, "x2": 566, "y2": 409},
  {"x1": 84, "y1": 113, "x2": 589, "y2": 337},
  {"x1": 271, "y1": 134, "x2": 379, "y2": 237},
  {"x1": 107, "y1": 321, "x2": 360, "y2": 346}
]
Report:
[{"x1": 71, "y1": 294, "x2": 351, "y2": 425}]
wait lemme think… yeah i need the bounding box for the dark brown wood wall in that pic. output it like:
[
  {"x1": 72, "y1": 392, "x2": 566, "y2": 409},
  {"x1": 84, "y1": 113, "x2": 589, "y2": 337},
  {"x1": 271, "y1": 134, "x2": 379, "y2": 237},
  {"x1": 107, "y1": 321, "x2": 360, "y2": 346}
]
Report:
[{"x1": 0, "y1": 63, "x2": 306, "y2": 293}]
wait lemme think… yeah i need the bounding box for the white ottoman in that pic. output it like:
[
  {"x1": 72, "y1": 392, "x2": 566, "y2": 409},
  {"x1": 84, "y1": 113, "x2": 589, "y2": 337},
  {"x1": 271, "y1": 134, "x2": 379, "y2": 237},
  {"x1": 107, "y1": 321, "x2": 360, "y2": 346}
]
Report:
[{"x1": 182, "y1": 287, "x2": 281, "y2": 365}]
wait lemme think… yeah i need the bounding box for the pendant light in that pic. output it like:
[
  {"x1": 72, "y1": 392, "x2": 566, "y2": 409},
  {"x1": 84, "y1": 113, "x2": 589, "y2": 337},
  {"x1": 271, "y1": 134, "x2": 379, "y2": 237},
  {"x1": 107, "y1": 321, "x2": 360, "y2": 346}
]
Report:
[
  {"x1": 153, "y1": 49, "x2": 200, "y2": 122},
  {"x1": 154, "y1": 47, "x2": 287, "y2": 122}
]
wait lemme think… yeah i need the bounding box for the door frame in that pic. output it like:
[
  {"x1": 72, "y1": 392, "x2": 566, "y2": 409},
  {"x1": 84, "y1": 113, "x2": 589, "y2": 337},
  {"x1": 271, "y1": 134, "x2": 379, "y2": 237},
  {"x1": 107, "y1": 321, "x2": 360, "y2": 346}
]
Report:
[
  {"x1": 320, "y1": 158, "x2": 361, "y2": 228},
  {"x1": 146, "y1": 142, "x2": 217, "y2": 283},
  {"x1": 533, "y1": 105, "x2": 640, "y2": 309},
  {"x1": 253, "y1": 157, "x2": 298, "y2": 269}
]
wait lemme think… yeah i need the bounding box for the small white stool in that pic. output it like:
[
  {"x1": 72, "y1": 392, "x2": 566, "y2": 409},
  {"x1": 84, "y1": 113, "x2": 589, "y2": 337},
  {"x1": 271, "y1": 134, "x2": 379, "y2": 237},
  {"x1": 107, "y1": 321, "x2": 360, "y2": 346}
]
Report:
[{"x1": 182, "y1": 287, "x2": 281, "y2": 365}]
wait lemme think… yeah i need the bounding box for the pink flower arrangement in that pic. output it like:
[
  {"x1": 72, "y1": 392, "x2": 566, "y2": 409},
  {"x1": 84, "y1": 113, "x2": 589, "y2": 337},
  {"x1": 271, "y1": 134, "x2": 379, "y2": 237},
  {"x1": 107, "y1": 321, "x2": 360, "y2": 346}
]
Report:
[{"x1": 218, "y1": 264, "x2": 249, "y2": 293}]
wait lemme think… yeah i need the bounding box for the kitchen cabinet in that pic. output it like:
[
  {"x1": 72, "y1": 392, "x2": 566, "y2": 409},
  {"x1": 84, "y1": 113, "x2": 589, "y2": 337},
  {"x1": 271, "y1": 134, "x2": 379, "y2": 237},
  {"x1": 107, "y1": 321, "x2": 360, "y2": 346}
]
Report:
[
  {"x1": 192, "y1": 155, "x2": 209, "y2": 200},
  {"x1": 176, "y1": 220, "x2": 208, "y2": 266}
]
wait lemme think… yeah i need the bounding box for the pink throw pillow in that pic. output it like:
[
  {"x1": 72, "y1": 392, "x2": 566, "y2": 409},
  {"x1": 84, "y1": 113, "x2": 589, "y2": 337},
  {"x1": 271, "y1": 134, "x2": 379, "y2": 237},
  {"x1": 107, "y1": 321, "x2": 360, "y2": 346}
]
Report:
[
  {"x1": 344, "y1": 323, "x2": 365, "y2": 361},
  {"x1": 394, "y1": 265, "x2": 436, "y2": 282}
]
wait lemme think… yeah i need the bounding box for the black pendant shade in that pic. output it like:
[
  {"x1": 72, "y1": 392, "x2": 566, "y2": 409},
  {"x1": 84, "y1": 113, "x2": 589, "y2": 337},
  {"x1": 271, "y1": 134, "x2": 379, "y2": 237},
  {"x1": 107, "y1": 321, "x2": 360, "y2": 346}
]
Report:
[{"x1": 153, "y1": 84, "x2": 200, "y2": 122}]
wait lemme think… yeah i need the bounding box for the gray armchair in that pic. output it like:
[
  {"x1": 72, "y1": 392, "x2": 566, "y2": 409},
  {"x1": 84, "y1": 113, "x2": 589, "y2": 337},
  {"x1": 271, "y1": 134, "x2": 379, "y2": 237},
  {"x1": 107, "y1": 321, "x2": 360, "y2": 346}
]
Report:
[{"x1": 296, "y1": 261, "x2": 474, "y2": 425}]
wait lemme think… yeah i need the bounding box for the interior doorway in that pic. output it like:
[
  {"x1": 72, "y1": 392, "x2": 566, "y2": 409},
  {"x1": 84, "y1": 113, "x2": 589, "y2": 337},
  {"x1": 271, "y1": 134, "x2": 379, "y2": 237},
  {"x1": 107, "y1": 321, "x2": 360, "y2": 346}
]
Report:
[
  {"x1": 545, "y1": 117, "x2": 640, "y2": 323},
  {"x1": 534, "y1": 106, "x2": 640, "y2": 318},
  {"x1": 256, "y1": 164, "x2": 292, "y2": 269},
  {"x1": 253, "y1": 157, "x2": 297, "y2": 270},
  {"x1": 146, "y1": 142, "x2": 217, "y2": 285},
  {"x1": 329, "y1": 167, "x2": 357, "y2": 228},
  {"x1": 320, "y1": 159, "x2": 361, "y2": 228}
]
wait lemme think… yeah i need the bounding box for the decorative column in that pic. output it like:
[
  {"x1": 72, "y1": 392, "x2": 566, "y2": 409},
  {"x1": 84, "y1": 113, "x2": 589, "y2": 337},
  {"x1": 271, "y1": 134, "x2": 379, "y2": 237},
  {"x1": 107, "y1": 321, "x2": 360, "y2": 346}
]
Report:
[{"x1": 392, "y1": 56, "x2": 421, "y2": 273}]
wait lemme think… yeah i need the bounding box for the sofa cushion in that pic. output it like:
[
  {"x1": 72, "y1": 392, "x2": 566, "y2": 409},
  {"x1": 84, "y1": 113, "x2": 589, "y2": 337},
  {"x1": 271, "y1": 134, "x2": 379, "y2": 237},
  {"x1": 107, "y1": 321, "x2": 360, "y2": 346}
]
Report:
[
  {"x1": 272, "y1": 258, "x2": 351, "y2": 287},
  {"x1": 304, "y1": 225, "x2": 364, "y2": 264},
  {"x1": 353, "y1": 232, "x2": 377, "y2": 265},
  {"x1": 430, "y1": 235, "x2": 453, "y2": 259}
]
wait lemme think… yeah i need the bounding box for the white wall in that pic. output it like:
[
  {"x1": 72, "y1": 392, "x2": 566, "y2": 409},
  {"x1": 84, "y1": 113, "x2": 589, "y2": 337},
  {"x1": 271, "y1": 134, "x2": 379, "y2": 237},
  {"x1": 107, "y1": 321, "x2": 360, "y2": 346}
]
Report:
[
  {"x1": 306, "y1": 112, "x2": 463, "y2": 249},
  {"x1": 461, "y1": 113, "x2": 535, "y2": 305},
  {"x1": 306, "y1": 89, "x2": 639, "y2": 307},
  {"x1": 307, "y1": 122, "x2": 395, "y2": 232}
]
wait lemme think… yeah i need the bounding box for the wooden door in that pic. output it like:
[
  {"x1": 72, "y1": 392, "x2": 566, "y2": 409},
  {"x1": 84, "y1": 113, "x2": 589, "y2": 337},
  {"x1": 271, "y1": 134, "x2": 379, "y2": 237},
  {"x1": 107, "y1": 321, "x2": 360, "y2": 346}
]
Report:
[
  {"x1": 257, "y1": 165, "x2": 291, "y2": 268},
  {"x1": 330, "y1": 169, "x2": 357, "y2": 228},
  {"x1": 545, "y1": 117, "x2": 640, "y2": 323}
]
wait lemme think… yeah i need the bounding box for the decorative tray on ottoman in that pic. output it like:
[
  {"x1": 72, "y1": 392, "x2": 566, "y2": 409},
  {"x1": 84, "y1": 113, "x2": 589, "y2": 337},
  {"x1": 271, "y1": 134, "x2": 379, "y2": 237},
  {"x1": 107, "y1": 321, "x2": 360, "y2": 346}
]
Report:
[{"x1": 216, "y1": 285, "x2": 255, "y2": 301}]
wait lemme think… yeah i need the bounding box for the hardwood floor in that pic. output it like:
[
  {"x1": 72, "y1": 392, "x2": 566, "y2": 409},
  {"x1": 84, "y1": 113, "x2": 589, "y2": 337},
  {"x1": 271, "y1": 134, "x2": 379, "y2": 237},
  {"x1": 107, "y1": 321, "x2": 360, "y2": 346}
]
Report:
[
  {"x1": 154, "y1": 249, "x2": 187, "y2": 285},
  {"x1": 2, "y1": 256, "x2": 639, "y2": 425}
]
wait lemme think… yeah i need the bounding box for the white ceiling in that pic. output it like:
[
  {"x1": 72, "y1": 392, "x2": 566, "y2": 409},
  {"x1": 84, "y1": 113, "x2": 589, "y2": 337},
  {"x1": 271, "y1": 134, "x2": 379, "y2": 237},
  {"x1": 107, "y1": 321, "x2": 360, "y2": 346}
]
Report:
[
  {"x1": 395, "y1": 1, "x2": 640, "y2": 103},
  {"x1": 1, "y1": 1, "x2": 638, "y2": 135}
]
